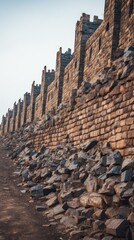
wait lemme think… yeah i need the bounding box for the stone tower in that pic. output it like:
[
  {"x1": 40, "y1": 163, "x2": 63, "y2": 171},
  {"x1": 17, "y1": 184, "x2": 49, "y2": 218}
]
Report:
[
  {"x1": 1, "y1": 115, "x2": 6, "y2": 135},
  {"x1": 30, "y1": 81, "x2": 41, "y2": 122},
  {"x1": 21, "y1": 92, "x2": 30, "y2": 126},
  {"x1": 15, "y1": 99, "x2": 23, "y2": 130},
  {"x1": 41, "y1": 66, "x2": 55, "y2": 116},
  {"x1": 10, "y1": 102, "x2": 18, "y2": 132},
  {"x1": 74, "y1": 13, "x2": 102, "y2": 87},
  {"x1": 104, "y1": 0, "x2": 122, "y2": 59},
  {"x1": 55, "y1": 47, "x2": 73, "y2": 106}
]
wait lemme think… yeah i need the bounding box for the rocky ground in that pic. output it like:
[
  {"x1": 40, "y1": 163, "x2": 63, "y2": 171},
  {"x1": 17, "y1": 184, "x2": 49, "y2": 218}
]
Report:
[
  {"x1": 0, "y1": 139, "x2": 68, "y2": 240},
  {"x1": 1, "y1": 125, "x2": 134, "y2": 240}
]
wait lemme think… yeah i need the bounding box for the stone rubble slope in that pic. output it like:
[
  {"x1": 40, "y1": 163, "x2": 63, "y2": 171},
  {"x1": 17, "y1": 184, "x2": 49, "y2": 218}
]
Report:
[{"x1": 1, "y1": 128, "x2": 134, "y2": 240}]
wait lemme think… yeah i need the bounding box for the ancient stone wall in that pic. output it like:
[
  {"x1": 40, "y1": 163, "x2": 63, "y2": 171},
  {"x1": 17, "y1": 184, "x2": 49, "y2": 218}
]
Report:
[
  {"x1": 83, "y1": 0, "x2": 122, "y2": 83},
  {"x1": 45, "y1": 48, "x2": 73, "y2": 113},
  {"x1": 119, "y1": 0, "x2": 134, "y2": 49},
  {"x1": 26, "y1": 82, "x2": 41, "y2": 123},
  {"x1": 1, "y1": 0, "x2": 134, "y2": 157},
  {"x1": 62, "y1": 14, "x2": 102, "y2": 103},
  {"x1": 1, "y1": 116, "x2": 6, "y2": 136},
  {"x1": 15, "y1": 99, "x2": 23, "y2": 131},
  {"x1": 9, "y1": 102, "x2": 18, "y2": 132},
  {"x1": 4, "y1": 109, "x2": 13, "y2": 135},
  {"x1": 20, "y1": 92, "x2": 30, "y2": 127},
  {"x1": 32, "y1": 70, "x2": 134, "y2": 159},
  {"x1": 34, "y1": 67, "x2": 55, "y2": 120}
]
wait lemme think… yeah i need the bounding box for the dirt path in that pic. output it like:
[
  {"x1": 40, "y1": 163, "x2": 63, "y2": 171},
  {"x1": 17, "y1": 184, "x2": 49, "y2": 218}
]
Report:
[{"x1": 0, "y1": 140, "x2": 66, "y2": 240}]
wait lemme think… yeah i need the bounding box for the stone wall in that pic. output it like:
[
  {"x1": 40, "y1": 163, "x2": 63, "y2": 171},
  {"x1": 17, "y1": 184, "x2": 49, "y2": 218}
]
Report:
[
  {"x1": 45, "y1": 48, "x2": 73, "y2": 113},
  {"x1": 4, "y1": 109, "x2": 13, "y2": 135},
  {"x1": 1, "y1": 0, "x2": 134, "y2": 154},
  {"x1": 119, "y1": 0, "x2": 134, "y2": 49},
  {"x1": 34, "y1": 67, "x2": 55, "y2": 120},
  {"x1": 26, "y1": 82, "x2": 41, "y2": 123},
  {"x1": 83, "y1": 0, "x2": 122, "y2": 83},
  {"x1": 32, "y1": 71, "x2": 134, "y2": 159},
  {"x1": 62, "y1": 14, "x2": 102, "y2": 103},
  {"x1": 9, "y1": 102, "x2": 18, "y2": 132},
  {"x1": 1, "y1": 116, "x2": 6, "y2": 136},
  {"x1": 15, "y1": 99, "x2": 23, "y2": 131},
  {"x1": 20, "y1": 92, "x2": 30, "y2": 127}
]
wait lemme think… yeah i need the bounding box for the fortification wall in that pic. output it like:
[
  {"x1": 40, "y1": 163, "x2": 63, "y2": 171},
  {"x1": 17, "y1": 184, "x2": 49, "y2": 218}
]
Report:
[
  {"x1": 34, "y1": 94, "x2": 42, "y2": 120},
  {"x1": 83, "y1": 0, "x2": 122, "y2": 83},
  {"x1": 45, "y1": 48, "x2": 73, "y2": 113},
  {"x1": 119, "y1": 0, "x2": 134, "y2": 49},
  {"x1": 34, "y1": 68, "x2": 55, "y2": 120},
  {"x1": 20, "y1": 92, "x2": 30, "y2": 127},
  {"x1": 1, "y1": 0, "x2": 134, "y2": 144},
  {"x1": 62, "y1": 14, "x2": 102, "y2": 103},
  {"x1": 31, "y1": 71, "x2": 134, "y2": 159},
  {"x1": 62, "y1": 59, "x2": 76, "y2": 103},
  {"x1": 15, "y1": 100, "x2": 23, "y2": 130},
  {"x1": 26, "y1": 105, "x2": 31, "y2": 123},
  {"x1": 45, "y1": 80, "x2": 57, "y2": 114},
  {"x1": 4, "y1": 110, "x2": 13, "y2": 135},
  {"x1": 25, "y1": 82, "x2": 41, "y2": 123}
]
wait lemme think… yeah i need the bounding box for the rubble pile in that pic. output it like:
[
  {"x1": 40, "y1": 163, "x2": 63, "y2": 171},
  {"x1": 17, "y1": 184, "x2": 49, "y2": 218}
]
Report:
[{"x1": 2, "y1": 131, "x2": 134, "y2": 240}]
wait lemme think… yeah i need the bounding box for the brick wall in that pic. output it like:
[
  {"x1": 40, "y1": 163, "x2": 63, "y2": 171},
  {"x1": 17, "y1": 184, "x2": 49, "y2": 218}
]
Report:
[
  {"x1": 1, "y1": 0, "x2": 134, "y2": 146},
  {"x1": 32, "y1": 71, "x2": 134, "y2": 159},
  {"x1": 15, "y1": 99, "x2": 23, "y2": 131},
  {"x1": 20, "y1": 92, "x2": 30, "y2": 126},
  {"x1": 83, "y1": 0, "x2": 122, "y2": 83},
  {"x1": 26, "y1": 82, "x2": 41, "y2": 123},
  {"x1": 62, "y1": 14, "x2": 102, "y2": 103},
  {"x1": 4, "y1": 109, "x2": 13, "y2": 135},
  {"x1": 119, "y1": 0, "x2": 134, "y2": 49},
  {"x1": 45, "y1": 48, "x2": 73, "y2": 113},
  {"x1": 34, "y1": 67, "x2": 55, "y2": 120}
]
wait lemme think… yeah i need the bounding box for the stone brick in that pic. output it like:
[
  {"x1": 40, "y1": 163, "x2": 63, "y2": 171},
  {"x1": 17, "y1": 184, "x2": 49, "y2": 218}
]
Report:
[
  {"x1": 106, "y1": 219, "x2": 129, "y2": 237},
  {"x1": 116, "y1": 140, "x2": 127, "y2": 149}
]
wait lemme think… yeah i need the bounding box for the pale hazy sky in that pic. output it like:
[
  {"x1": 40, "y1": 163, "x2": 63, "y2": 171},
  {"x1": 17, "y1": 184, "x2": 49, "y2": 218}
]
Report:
[{"x1": 0, "y1": 0, "x2": 105, "y2": 121}]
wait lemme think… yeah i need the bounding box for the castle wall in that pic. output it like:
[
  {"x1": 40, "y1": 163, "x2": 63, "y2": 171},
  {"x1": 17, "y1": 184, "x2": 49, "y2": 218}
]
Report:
[
  {"x1": 1, "y1": 0, "x2": 133, "y2": 144},
  {"x1": 26, "y1": 105, "x2": 31, "y2": 123},
  {"x1": 9, "y1": 102, "x2": 18, "y2": 132},
  {"x1": 15, "y1": 100, "x2": 23, "y2": 131},
  {"x1": 119, "y1": 0, "x2": 134, "y2": 49},
  {"x1": 62, "y1": 59, "x2": 76, "y2": 103},
  {"x1": 1, "y1": 116, "x2": 6, "y2": 136},
  {"x1": 62, "y1": 14, "x2": 102, "y2": 103},
  {"x1": 45, "y1": 80, "x2": 57, "y2": 114},
  {"x1": 34, "y1": 68, "x2": 55, "y2": 120},
  {"x1": 4, "y1": 110, "x2": 13, "y2": 135},
  {"x1": 83, "y1": 0, "x2": 122, "y2": 83},
  {"x1": 34, "y1": 94, "x2": 42, "y2": 120},
  {"x1": 20, "y1": 92, "x2": 30, "y2": 126},
  {"x1": 32, "y1": 72, "x2": 134, "y2": 159},
  {"x1": 26, "y1": 82, "x2": 41, "y2": 123},
  {"x1": 45, "y1": 48, "x2": 73, "y2": 113}
]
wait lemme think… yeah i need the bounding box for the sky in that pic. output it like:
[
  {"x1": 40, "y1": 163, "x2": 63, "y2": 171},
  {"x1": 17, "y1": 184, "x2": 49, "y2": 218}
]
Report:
[{"x1": 0, "y1": 0, "x2": 105, "y2": 121}]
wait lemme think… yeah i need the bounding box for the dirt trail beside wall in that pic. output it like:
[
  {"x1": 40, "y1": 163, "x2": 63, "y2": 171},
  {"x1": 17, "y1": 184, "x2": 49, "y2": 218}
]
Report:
[{"x1": 0, "y1": 140, "x2": 66, "y2": 240}]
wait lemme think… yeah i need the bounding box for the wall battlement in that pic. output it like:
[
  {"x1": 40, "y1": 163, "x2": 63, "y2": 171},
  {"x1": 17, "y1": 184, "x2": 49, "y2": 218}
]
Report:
[{"x1": 1, "y1": 0, "x2": 134, "y2": 158}]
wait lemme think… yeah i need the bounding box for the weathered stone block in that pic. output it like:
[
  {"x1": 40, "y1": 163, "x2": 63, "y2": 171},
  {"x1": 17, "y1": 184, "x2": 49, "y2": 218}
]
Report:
[{"x1": 106, "y1": 219, "x2": 129, "y2": 237}]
